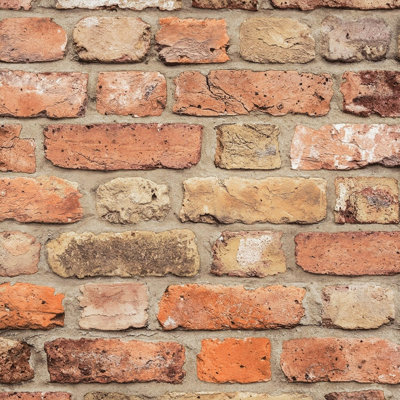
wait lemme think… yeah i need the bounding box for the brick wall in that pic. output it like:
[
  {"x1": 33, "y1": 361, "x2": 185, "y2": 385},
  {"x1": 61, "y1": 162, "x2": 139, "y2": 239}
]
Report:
[{"x1": 0, "y1": 1, "x2": 399, "y2": 399}]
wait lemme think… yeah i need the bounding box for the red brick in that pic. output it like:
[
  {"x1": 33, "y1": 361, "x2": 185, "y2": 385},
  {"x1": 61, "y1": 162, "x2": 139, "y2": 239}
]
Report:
[
  {"x1": 0, "y1": 283, "x2": 64, "y2": 330},
  {"x1": 325, "y1": 391, "x2": 385, "y2": 400},
  {"x1": 174, "y1": 70, "x2": 332, "y2": 116},
  {"x1": 56, "y1": 0, "x2": 181, "y2": 9},
  {"x1": 271, "y1": 0, "x2": 400, "y2": 9},
  {"x1": 45, "y1": 338, "x2": 185, "y2": 383},
  {"x1": 0, "y1": 176, "x2": 83, "y2": 224},
  {"x1": 96, "y1": 71, "x2": 166, "y2": 117},
  {"x1": 0, "y1": 0, "x2": 32, "y2": 9},
  {"x1": 296, "y1": 231, "x2": 400, "y2": 276},
  {"x1": 44, "y1": 124, "x2": 202, "y2": 170},
  {"x1": 192, "y1": 0, "x2": 257, "y2": 9},
  {"x1": 0, "y1": 125, "x2": 35, "y2": 173},
  {"x1": 281, "y1": 338, "x2": 400, "y2": 383},
  {"x1": 0, "y1": 394, "x2": 71, "y2": 400},
  {"x1": 158, "y1": 284, "x2": 305, "y2": 330},
  {"x1": 0, "y1": 18, "x2": 67, "y2": 62},
  {"x1": 0, "y1": 71, "x2": 87, "y2": 118},
  {"x1": 197, "y1": 338, "x2": 271, "y2": 383}
]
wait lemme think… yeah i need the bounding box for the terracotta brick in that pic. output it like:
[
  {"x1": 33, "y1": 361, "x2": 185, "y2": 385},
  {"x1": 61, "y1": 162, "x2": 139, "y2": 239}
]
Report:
[
  {"x1": 158, "y1": 284, "x2": 305, "y2": 330},
  {"x1": 162, "y1": 395, "x2": 312, "y2": 400},
  {"x1": 47, "y1": 230, "x2": 199, "y2": 278},
  {"x1": 271, "y1": 0, "x2": 400, "y2": 9},
  {"x1": 0, "y1": 177, "x2": 83, "y2": 224},
  {"x1": 96, "y1": 72, "x2": 166, "y2": 117},
  {"x1": 281, "y1": 338, "x2": 400, "y2": 383},
  {"x1": 0, "y1": 0, "x2": 31, "y2": 9},
  {"x1": 79, "y1": 282, "x2": 148, "y2": 330},
  {"x1": 325, "y1": 391, "x2": 385, "y2": 400},
  {"x1": 0, "y1": 338, "x2": 33, "y2": 383},
  {"x1": 0, "y1": 18, "x2": 67, "y2": 62},
  {"x1": 0, "y1": 125, "x2": 35, "y2": 173},
  {"x1": 74, "y1": 17, "x2": 151, "y2": 63},
  {"x1": 56, "y1": 0, "x2": 181, "y2": 9},
  {"x1": 0, "y1": 231, "x2": 40, "y2": 277},
  {"x1": 211, "y1": 231, "x2": 286, "y2": 277},
  {"x1": 321, "y1": 285, "x2": 395, "y2": 329},
  {"x1": 0, "y1": 283, "x2": 64, "y2": 329},
  {"x1": 180, "y1": 177, "x2": 326, "y2": 224},
  {"x1": 0, "y1": 71, "x2": 87, "y2": 118},
  {"x1": 197, "y1": 338, "x2": 271, "y2": 383},
  {"x1": 192, "y1": 0, "x2": 256, "y2": 9},
  {"x1": 341, "y1": 71, "x2": 400, "y2": 117},
  {"x1": 44, "y1": 123, "x2": 202, "y2": 170},
  {"x1": 174, "y1": 70, "x2": 332, "y2": 116},
  {"x1": 291, "y1": 124, "x2": 400, "y2": 170},
  {"x1": 335, "y1": 177, "x2": 399, "y2": 224},
  {"x1": 296, "y1": 231, "x2": 400, "y2": 276},
  {"x1": 156, "y1": 18, "x2": 229, "y2": 64},
  {"x1": 0, "y1": 394, "x2": 71, "y2": 400},
  {"x1": 45, "y1": 338, "x2": 185, "y2": 383}
]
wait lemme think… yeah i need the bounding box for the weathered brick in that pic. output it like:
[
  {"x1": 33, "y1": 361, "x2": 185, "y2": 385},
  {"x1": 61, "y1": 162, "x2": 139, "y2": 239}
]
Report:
[
  {"x1": 56, "y1": 0, "x2": 180, "y2": 8},
  {"x1": 162, "y1": 394, "x2": 312, "y2": 400},
  {"x1": 0, "y1": 18, "x2": 67, "y2": 63},
  {"x1": 180, "y1": 177, "x2": 326, "y2": 224},
  {"x1": 325, "y1": 391, "x2": 385, "y2": 400},
  {"x1": 321, "y1": 17, "x2": 390, "y2": 62},
  {"x1": 47, "y1": 230, "x2": 199, "y2": 278},
  {"x1": 0, "y1": 71, "x2": 87, "y2": 118},
  {"x1": 192, "y1": 0, "x2": 256, "y2": 9},
  {"x1": 271, "y1": 0, "x2": 400, "y2": 9},
  {"x1": 281, "y1": 338, "x2": 400, "y2": 383},
  {"x1": 0, "y1": 338, "x2": 33, "y2": 383},
  {"x1": 197, "y1": 338, "x2": 271, "y2": 383},
  {"x1": 158, "y1": 284, "x2": 305, "y2": 330},
  {"x1": 215, "y1": 124, "x2": 281, "y2": 170},
  {"x1": 211, "y1": 231, "x2": 286, "y2": 277},
  {"x1": 44, "y1": 123, "x2": 202, "y2": 170},
  {"x1": 0, "y1": 0, "x2": 32, "y2": 9},
  {"x1": 322, "y1": 285, "x2": 394, "y2": 329},
  {"x1": 296, "y1": 231, "x2": 400, "y2": 276},
  {"x1": 174, "y1": 70, "x2": 333, "y2": 116},
  {"x1": 335, "y1": 177, "x2": 399, "y2": 224},
  {"x1": 0, "y1": 125, "x2": 35, "y2": 173},
  {"x1": 0, "y1": 283, "x2": 64, "y2": 330},
  {"x1": 96, "y1": 72, "x2": 166, "y2": 117},
  {"x1": 79, "y1": 283, "x2": 148, "y2": 330},
  {"x1": 156, "y1": 18, "x2": 229, "y2": 64},
  {"x1": 0, "y1": 394, "x2": 71, "y2": 400},
  {"x1": 291, "y1": 124, "x2": 400, "y2": 170},
  {"x1": 240, "y1": 18, "x2": 315, "y2": 64},
  {"x1": 96, "y1": 178, "x2": 170, "y2": 224},
  {"x1": 0, "y1": 177, "x2": 83, "y2": 224},
  {"x1": 74, "y1": 17, "x2": 150, "y2": 63},
  {"x1": 45, "y1": 338, "x2": 185, "y2": 383},
  {"x1": 341, "y1": 71, "x2": 400, "y2": 117},
  {"x1": 0, "y1": 231, "x2": 40, "y2": 277}
]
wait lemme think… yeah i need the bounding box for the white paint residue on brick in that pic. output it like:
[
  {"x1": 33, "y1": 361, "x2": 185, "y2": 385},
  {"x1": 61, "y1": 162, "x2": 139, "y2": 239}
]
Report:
[{"x1": 236, "y1": 235, "x2": 272, "y2": 266}]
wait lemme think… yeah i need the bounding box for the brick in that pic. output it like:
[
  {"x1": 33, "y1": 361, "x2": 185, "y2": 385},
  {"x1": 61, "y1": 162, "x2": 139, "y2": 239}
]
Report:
[
  {"x1": 74, "y1": 17, "x2": 150, "y2": 63},
  {"x1": 0, "y1": 18, "x2": 67, "y2": 63},
  {"x1": 341, "y1": 71, "x2": 400, "y2": 117},
  {"x1": 0, "y1": 0, "x2": 31, "y2": 9},
  {"x1": 162, "y1": 395, "x2": 312, "y2": 400},
  {"x1": 174, "y1": 70, "x2": 332, "y2": 116},
  {"x1": 321, "y1": 285, "x2": 394, "y2": 329},
  {"x1": 321, "y1": 17, "x2": 390, "y2": 62},
  {"x1": 47, "y1": 230, "x2": 199, "y2": 278},
  {"x1": 96, "y1": 178, "x2": 170, "y2": 224},
  {"x1": 156, "y1": 18, "x2": 229, "y2": 64},
  {"x1": 0, "y1": 177, "x2": 82, "y2": 224},
  {"x1": 335, "y1": 177, "x2": 399, "y2": 224},
  {"x1": 0, "y1": 125, "x2": 35, "y2": 173},
  {"x1": 79, "y1": 283, "x2": 148, "y2": 330},
  {"x1": 211, "y1": 231, "x2": 286, "y2": 277},
  {"x1": 56, "y1": 0, "x2": 180, "y2": 8},
  {"x1": 325, "y1": 391, "x2": 385, "y2": 400},
  {"x1": 281, "y1": 338, "x2": 400, "y2": 383},
  {"x1": 0, "y1": 71, "x2": 87, "y2": 118},
  {"x1": 45, "y1": 338, "x2": 185, "y2": 383},
  {"x1": 215, "y1": 124, "x2": 281, "y2": 170},
  {"x1": 291, "y1": 124, "x2": 400, "y2": 170},
  {"x1": 180, "y1": 177, "x2": 326, "y2": 224},
  {"x1": 0, "y1": 338, "x2": 33, "y2": 383},
  {"x1": 192, "y1": 0, "x2": 256, "y2": 9},
  {"x1": 0, "y1": 231, "x2": 40, "y2": 277},
  {"x1": 197, "y1": 338, "x2": 271, "y2": 383},
  {"x1": 271, "y1": 0, "x2": 400, "y2": 9},
  {"x1": 158, "y1": 284, "x2": 305, "y2": 330},
  {"x1": 96, "y1": 72, "x2": 166, "y2": 117},
  {"x1": 0, "y1": 394, "x2": 71, "y2": 400},
  {"x1": 0, "y1": 283, "x2": 64, "y2": 330},
  {"x1": 44, "y1": 123, "x2": 202, "y2": 170},
  {"x1": 85, "y1": 395, "x2": 140, "y2": 400},
  {"x1": 296, "y1": 231, "x2": 400, "y2": 276},
  {"x1": 240, "y1": 18, "x2": 315, "y2": 64}
]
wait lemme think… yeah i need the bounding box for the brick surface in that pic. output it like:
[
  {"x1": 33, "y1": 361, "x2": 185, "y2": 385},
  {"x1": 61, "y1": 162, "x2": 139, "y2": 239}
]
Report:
[
  {"x1": 0, "y1": 0, "x2": 32, "y2": 9},
  {"x1": 192, "y1": 0, "x2": 256, "y2": 9},
  {"x1": 158, "y1": 284, "x2": 305, "y2": 330},
  {"x1": 271, "y1": 0, "x2": 400, "y2": 9},
  {"x1": 45, "y1": 338, "x2": 185, "y2": 383},
  {"x1": 56, "y1": 0, "x2": 181, "y2": 8},
  {"x1": 0, "y1": 394, "x2": 71, "y2": 400},
  {"x1": 324, "y1": 391, "x2": 385, "y2": 400}
]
